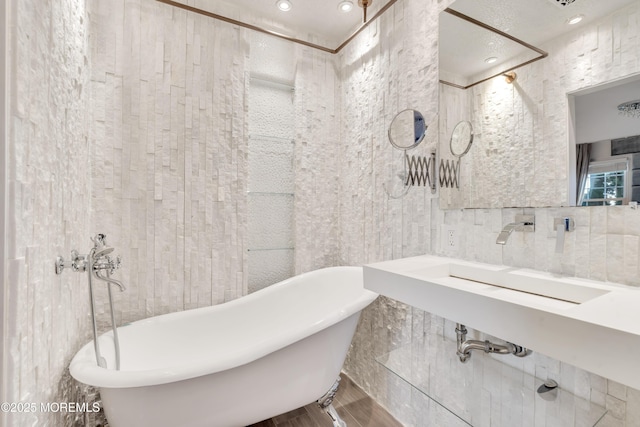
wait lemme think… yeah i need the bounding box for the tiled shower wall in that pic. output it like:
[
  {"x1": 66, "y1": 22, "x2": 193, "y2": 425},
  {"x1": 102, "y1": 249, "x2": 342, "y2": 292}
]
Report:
[
  {"x1": 291, "y1": 42, "x2": 341, "y2": 275},
  {"x1": 4, "y1": 0, "x2": 95, "y2": 425},
  {"x1": 87, "y1": 0, "x2": 340, "y2": 319},
  {"x1": 89, "y1": 0, "x2": 250, "y2": 322},
  {"x1": 341, "y1": 0, "x2": 640, "y2": 426}
]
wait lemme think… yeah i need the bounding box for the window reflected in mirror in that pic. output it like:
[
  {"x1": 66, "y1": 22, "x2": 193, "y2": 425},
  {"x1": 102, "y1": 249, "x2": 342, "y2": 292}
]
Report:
[
  {"x1": 571, "y1": 74, "x2": 640, "y2": 206},
  {"x1": 581, "y1": 159, "x2": 629, "y2": 206}
]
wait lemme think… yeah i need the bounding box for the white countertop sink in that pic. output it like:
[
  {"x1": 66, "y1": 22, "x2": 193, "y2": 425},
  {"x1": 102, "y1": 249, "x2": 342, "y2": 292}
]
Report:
[{"x1": 364, "y1": 255, "x2": 640, "y2": 390}]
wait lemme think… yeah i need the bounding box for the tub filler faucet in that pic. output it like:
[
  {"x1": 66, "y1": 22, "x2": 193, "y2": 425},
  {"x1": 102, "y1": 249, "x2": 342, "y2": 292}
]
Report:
[
  {"x1": 496, "y1": 214, "x2": 535, "y2": 245},
  {"x1": 56, "y1": 234, "x2": 124, "y2": 370},
  {"x1": 90, "y1": 233, "x2": 124, "y2": 291}
]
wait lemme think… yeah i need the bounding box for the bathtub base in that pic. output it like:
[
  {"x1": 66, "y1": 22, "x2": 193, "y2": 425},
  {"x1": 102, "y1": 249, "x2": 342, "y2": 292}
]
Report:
[{"x1": 317, "y1": 377, "x2": 347, "y2": 427}]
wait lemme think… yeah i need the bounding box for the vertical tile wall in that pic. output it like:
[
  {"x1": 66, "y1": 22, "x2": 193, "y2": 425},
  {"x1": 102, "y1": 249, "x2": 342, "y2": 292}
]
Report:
[
  {"x1": 4, "y1": 0, "x2": 95, "y2": 425},
  {"x1": 89, "y1": 0, "x2": 250, "y2": 323},
  {"x1": 291, "y1": 41, "x2": 342, "y2": 275},
  {"x1": 337, "y1": 0, "x2": 440, "y2": 268},
  {"x1": 340, "y1": 1, "x2": 640, "y2": 426},
  {"x1": 337, "y1": 0, "x2": 443, "y2": 422}
]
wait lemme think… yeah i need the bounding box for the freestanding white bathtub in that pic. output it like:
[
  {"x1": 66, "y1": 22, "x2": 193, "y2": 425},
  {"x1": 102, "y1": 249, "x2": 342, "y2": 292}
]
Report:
[{"x1": 70, "y1": 266, "x2": 378, "y2": 427}]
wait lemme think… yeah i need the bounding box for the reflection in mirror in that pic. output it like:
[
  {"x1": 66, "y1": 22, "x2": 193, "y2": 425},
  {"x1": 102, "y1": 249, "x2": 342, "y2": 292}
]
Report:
[
  {"x1": 439, "y1": 8, "x2": 546, "y2": 90},
  {"x1": 439, "y1": 0, "x2": 640, "y2": 209},
  {"x1": 388, "y1": 109, "x2": 427, "y2": 151},
  {"x1": 450, "y1": 121, "x2": 473, "y2": 157},
  {"x1": 570, "y1": 74, "x2": 640, "y2": 206},
  {"x1": 383, "y1": 149, "x2": 412, "y2": 199}
]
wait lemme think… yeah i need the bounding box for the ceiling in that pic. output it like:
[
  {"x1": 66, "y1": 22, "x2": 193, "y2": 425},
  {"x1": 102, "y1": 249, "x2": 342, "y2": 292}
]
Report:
[
  {"x1": 181, "y1": 0, "x2": 386, "y2": 47},
  {"x1": 451, "y1": 0, "x2": 638, "y2": 47},
  {"x1": 172, "y1": 0, "x2": 637, "y2": 70},
  {"x1": 440, "y1": 0, "x2": 638, "y2": 86}
]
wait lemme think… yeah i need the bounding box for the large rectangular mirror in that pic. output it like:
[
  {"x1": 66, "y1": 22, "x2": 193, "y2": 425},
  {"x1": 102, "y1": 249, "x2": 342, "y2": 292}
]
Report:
[{"x1": 439, "y1": 0, "x2": 640, "y2": 209}]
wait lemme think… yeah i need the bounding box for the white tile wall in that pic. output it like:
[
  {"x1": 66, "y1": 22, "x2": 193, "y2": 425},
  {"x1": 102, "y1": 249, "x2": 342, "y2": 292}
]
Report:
[
  {"x1": 89, "y1": 0, "x2": 250, "y2": 321},
  {"x1": 292, "y1": 42, "x2": 342, "y2": 274},
  {"x1": 5, "y1": 0, "x2": 95, "y2": 425}
]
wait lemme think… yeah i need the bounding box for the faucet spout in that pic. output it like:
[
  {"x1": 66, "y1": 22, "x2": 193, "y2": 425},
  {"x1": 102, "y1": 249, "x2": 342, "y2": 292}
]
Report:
[
  {"x1": 496, "y1": 223, "x2": 519, "y2": 245},
  {"x1": 94, "y1": 269, "x2": 126, "y2": 291},
  {"x1": 496, "y1": 215, "x2": 535, "y2": 245}
]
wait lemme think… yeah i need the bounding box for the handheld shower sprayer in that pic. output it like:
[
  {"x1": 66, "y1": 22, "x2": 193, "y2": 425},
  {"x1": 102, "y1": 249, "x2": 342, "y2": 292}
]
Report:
[
  {"x1": 55, "y1": 234, "x2": 125, "y2": 370},
  {"x1": 94, "y1": 246, "x2": 114, "y2": 258},
  {"x1": 91, "y1": 233, "x2": 115, "y2": 260}
]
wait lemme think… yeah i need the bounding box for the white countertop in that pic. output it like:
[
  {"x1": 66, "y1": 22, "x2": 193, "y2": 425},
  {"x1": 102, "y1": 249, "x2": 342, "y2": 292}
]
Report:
[{"x1": 364, "y1": 255, "x2": 640, "y2": 390}]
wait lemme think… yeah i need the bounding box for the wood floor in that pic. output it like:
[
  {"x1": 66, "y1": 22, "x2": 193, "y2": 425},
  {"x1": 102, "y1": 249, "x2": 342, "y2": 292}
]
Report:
[{"x1": 247, "y1": 375, "x2": 403, "y2": 427}]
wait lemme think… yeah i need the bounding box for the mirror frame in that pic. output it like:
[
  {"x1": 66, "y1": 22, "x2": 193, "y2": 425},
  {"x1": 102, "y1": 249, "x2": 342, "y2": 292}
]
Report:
[
  {"x1": 439, "y1": 8, "x2": 548, "y2": 90},
  {"x1": 388, "y1": 109, "x2": 427, "y2": 151},
  {"x1": 449, "y1": 120, "x2": 473, "y2": 158}
]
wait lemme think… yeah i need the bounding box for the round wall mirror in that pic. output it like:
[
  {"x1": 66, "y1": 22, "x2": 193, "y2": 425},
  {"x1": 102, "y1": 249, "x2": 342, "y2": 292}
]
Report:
[
  {"x1": 388, "y1": 109, "x2": 427, "y2": 150},
  {"x1": 450, "y1": 120, "x2": 473, "y2": 157}
]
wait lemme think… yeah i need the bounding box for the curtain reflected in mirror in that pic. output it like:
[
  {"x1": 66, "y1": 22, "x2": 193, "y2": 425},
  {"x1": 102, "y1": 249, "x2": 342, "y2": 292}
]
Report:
[{"x1": 576, "y1": 143, "x2": 592, "y2": 206}]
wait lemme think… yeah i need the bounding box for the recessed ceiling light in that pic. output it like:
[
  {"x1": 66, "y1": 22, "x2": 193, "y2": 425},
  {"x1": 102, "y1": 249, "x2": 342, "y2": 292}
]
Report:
[
  {"x1": 485, "y1": 57, "x2": 498, "y2": 64},
  {"x1": 338, "y1": 1, "x2": 354, "y2": 12},
  {"x1": 276, "y1": 0, "x2": 292, "y2": 12},
  {"x1": 567, "y1": 14, "x2": 584, "y2": 25}
]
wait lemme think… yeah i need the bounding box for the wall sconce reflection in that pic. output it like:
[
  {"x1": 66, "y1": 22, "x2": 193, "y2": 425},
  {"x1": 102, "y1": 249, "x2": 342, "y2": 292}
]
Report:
[{"x1": 503, "y1": 72, "x2": 517, "y2": 84}]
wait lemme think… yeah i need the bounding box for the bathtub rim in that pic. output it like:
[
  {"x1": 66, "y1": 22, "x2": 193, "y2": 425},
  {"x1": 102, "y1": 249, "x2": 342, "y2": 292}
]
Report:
[{"x1": 70, "y1": 266, "x2": 378, "y2": 388}]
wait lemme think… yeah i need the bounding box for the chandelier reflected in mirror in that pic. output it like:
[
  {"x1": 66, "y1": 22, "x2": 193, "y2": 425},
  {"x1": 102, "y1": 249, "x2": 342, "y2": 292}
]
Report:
[{"x1": 618, "y1": 100, "x2": 640, "y2": 118}]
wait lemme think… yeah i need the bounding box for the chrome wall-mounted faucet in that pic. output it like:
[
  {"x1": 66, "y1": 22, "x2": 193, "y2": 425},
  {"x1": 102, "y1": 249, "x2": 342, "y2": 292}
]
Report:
[
  {"x1": 56, "y1": 234, "x2": 124, "y2": 370},
  {"x1": 496, "y1": 214, "x2": 535, "y2": 245},
  {"x1": 89, "y1": 234, "x2": 124, "y2": 291},
  {"x1": 554, "y1": 217, "x2": 575, "y2": 254}
]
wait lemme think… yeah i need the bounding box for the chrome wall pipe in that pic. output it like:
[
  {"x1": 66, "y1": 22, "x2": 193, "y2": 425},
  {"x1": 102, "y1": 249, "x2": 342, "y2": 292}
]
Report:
[{"x1": 455, "y1": 323, "x2": 530, "y2": 363}]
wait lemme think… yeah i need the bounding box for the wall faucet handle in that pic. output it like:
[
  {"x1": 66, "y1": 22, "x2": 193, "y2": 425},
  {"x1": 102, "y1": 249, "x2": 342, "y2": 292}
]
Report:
[
  {"x1": 108, "y1": 255, "x2": 122, "y2": 274},
  {"x1": 55, "y1": 250, "x2": 86, "y2": 275},
  {"x1": 71, "y1": 250, "x2": 87, "y2": 272},
  {"x1": 554, "y1": 217, "x2": 575, "y2": 232}
]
